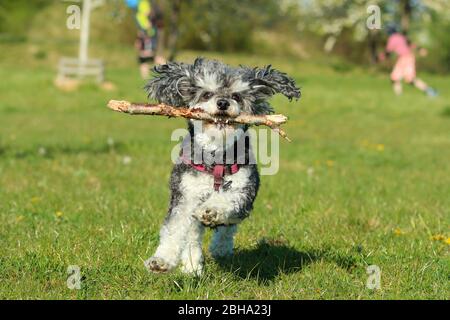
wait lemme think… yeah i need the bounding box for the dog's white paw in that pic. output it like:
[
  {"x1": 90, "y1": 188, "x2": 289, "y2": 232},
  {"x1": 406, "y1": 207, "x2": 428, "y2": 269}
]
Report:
[
  {"x1": 194, "y1": 208, "x2": 225, "y2": 227},
  {"x1": 144, "y1": 256, "x2": 173, "y2": 273}
]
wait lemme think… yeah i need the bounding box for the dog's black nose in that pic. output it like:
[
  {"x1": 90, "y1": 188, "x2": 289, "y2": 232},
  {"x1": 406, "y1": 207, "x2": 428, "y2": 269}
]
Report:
[{"x1": 217, "y1": 99, "x2": 230, "y2": 110}]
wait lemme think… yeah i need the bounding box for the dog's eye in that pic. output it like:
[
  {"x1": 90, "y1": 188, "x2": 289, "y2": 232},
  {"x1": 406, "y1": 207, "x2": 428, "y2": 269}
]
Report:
[
  {"x1": 202, "y1": 92, "x2": 214, "y2": 100},
  {"x1": 232, "y1": 93, "x2": 242, "y2": 102}
]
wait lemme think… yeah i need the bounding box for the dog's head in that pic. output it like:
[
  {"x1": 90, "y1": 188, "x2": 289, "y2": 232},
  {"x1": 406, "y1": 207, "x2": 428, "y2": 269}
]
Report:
[
  {"x1": 146, "y1": 58, "x2": 300, "y2": 151},
  {"x1": 145, "y1": 58, "x2": 300, "y2": 118}
]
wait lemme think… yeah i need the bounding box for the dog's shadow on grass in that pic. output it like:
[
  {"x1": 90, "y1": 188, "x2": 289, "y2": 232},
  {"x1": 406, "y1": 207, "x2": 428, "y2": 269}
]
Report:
[{"x1": 215, "y1": 239, "x2": 358, "y2": 284}]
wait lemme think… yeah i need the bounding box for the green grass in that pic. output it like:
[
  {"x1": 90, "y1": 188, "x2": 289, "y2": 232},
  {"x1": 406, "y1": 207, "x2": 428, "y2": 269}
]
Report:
[{"x1": 0, "y1": 44, "x2": 449, "y2": 299}]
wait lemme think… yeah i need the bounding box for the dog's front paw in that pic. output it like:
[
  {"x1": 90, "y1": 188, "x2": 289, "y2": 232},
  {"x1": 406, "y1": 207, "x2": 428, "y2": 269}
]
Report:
[
  {"x1": 144, "y1": 256, "x2": 172, "y2": 273},
  {"x1": 194, "y1": 208, "x2": 223, "y2": 227}
]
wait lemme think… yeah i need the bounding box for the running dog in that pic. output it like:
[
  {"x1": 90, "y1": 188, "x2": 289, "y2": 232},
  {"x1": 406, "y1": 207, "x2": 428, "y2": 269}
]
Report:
[{"x1": 144, "y1": 58, "x2": 300, "y2": 275}]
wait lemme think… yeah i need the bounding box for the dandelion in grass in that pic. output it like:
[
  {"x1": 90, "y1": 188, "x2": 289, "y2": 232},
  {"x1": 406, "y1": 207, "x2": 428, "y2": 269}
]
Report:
[
  {"x1": 56, "y1": 211, "x2": 63, "y2": 218},
  {"x1": 430, "y1": 234, "x2": 445, "y2": 241},
  {"x1": 431, "y1": 234, "x2": 449, "y2": 245},
  {"x1": 394, "y1": 228, "x2": 404, "y2": 236},
  {"x1": 376, "y1": 144, "x2": 385, "y2": 152},
  {"x1": 326, "y1": 160, "x2": 335, "y2": 167}
]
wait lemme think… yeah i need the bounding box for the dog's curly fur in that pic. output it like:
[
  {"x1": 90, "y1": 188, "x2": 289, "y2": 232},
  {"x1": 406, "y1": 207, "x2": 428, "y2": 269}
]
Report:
[{"x1": 144, "y1": 58, "x2": 300, "y2": 275}]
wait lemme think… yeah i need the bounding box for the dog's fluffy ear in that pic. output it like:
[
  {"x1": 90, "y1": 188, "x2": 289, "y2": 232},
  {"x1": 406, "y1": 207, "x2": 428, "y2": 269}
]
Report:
[
  {"x1": 145, "y1": 62, "x2": 196, "y2": 107},
  {"x1": 244, "y1": 65, "x2": 301, "y2": 101}
]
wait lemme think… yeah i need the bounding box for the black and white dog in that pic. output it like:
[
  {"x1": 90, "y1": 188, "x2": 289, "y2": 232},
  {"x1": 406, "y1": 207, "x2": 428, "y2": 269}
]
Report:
[{"x1": 144, "y1": 58, "x2": 300, "y2": 275}]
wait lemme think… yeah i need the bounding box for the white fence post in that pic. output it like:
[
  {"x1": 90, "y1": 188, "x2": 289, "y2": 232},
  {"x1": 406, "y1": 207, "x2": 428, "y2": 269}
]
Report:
[{"x1": 58, "y1": 0, "x2": 105, "y2": 85}]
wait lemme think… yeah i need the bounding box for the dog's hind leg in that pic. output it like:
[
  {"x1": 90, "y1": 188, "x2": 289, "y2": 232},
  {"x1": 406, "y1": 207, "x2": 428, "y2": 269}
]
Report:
[
  {"x1": 180, "y1": 220, "x2": 205, "y2": 276},
  {"x1": 209, "y1": 225, "x2": 237, "y2": 259}
]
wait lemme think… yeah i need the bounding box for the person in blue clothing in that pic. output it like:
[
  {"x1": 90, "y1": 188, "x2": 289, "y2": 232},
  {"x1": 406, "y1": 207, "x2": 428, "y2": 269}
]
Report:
[{"x1": 126, "y1": 0, "x2": 166, "y2": 79}]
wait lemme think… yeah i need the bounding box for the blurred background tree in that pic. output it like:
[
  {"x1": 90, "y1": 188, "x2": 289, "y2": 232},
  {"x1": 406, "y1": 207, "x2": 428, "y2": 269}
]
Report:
[{"x1": 0, "y1": 0, "x2": 53, "y2": 41}]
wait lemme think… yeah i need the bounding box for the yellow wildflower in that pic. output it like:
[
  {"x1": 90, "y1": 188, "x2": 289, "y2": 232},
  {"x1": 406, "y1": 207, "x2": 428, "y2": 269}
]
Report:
[
  {"x1": 394, "y1": 228, "x2": 404, "y2": 236},
  {"x1": 376, "y1": 144, "x2": 385, "y2": 152},
  {"x1": 326, "y1": 160, "x2": 335, "y2": 167},
  {"x1": 445, "y1": 238, "x2": 450, "y2": 245},
  {"x1": 55, "y1": 211, "x2": 63, "y2": 218},
  {"x1": 430, "y1": 234, "x2": 446, "y2": 241}
]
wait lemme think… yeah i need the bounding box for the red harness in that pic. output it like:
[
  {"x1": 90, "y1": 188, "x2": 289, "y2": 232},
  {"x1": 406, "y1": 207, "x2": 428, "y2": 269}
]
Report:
[{"x1": 181, "y1": 155, "x2": 239, "y2": 192}]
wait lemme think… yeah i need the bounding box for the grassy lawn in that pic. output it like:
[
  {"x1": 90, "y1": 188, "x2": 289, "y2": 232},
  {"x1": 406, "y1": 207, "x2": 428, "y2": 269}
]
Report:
[{"x1": 0, "y1": 44, "x2": 449, "y2": 299}]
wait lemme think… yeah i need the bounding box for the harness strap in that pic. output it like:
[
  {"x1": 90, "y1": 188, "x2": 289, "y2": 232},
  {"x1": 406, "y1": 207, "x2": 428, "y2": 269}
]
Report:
[
  {"x1": 213, "y1": 165, "x2": 225, "y2": 192},
  {"x1": 181, "y1": 156, "x2": 239, "y2": 192}
]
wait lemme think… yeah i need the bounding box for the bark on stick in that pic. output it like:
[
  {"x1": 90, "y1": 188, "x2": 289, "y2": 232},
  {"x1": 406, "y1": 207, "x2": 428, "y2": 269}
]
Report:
[{"x1": 107, "y1": 100, "x2": 291, "y2": 141}]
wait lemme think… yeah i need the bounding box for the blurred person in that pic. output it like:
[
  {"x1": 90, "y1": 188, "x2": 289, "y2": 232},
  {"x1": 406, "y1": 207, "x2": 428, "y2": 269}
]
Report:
[
  {"x1": 126, "y1": 0, "x2": 166, "y2": 79},
  {"x1": 379, "y1": 26, "x2": 437, "y2": 97}
]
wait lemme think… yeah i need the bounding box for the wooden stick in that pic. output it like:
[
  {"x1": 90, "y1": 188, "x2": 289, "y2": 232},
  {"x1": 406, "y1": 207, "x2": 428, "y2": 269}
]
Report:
[{"x1": 107, "y1": 100, "x2": 291, "y2": 141}]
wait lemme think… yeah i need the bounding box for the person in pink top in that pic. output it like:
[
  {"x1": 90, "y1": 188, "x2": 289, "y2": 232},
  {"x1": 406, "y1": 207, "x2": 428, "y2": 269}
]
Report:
[{"x1": 380, "y1": 27, "x2": 437, "y2": 97}]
